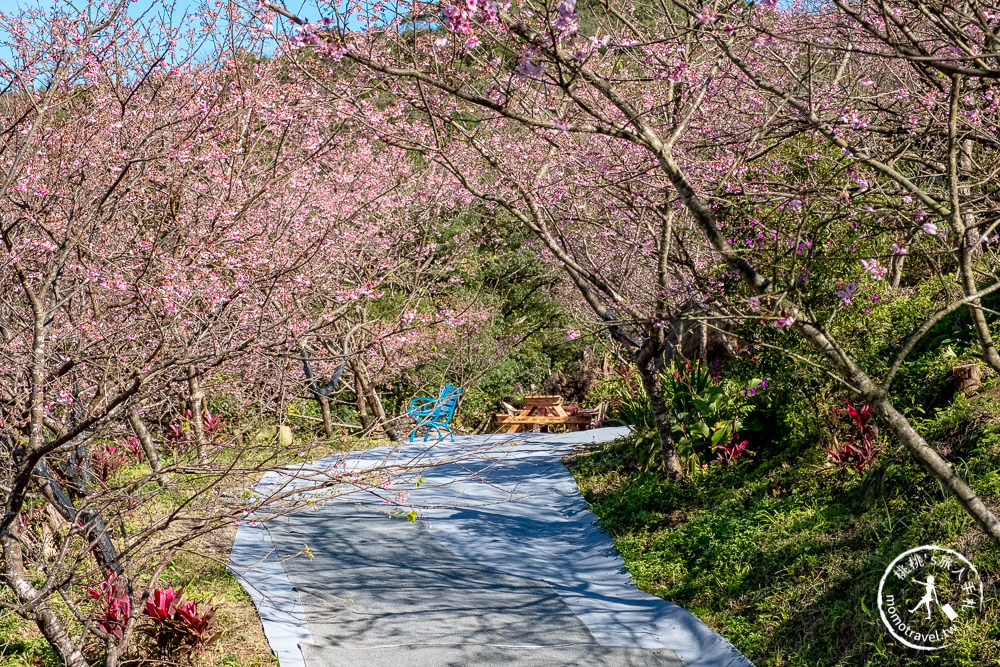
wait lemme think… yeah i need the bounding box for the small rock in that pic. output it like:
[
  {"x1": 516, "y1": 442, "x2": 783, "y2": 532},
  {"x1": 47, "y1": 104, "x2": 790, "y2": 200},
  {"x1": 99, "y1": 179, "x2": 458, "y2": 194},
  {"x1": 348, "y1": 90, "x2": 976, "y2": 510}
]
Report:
[{"x1": 278, "y1": 425, "x2": 294, "y2": 447}]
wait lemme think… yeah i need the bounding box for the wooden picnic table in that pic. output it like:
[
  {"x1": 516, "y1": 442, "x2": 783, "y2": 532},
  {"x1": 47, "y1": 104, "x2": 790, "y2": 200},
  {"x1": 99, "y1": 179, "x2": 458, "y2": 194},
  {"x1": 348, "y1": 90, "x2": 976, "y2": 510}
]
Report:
[{"x1": 495, "y1": 395, "x2": 600, "y2": 434}]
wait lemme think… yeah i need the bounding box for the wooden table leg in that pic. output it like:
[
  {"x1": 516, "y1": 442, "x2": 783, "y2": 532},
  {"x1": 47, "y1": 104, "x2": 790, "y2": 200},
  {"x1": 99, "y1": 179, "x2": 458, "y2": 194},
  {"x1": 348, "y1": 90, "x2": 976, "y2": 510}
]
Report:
[{"x1": 503, "y1": 409, "x2": 531, "y2": 433}]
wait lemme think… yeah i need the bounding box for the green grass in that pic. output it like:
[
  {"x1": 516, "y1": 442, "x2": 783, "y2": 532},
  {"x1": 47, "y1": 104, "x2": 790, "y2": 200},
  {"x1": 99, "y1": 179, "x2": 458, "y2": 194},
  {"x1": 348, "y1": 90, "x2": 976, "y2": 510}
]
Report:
[
  {"x1": 570, "y1": 393, "x2": 1000, "y2": 666},
  {"x1": 0, "y1": 611, "x2": 61, "y2": 667},
  {"x1": 0, "y1": 410, "x2": 386, "y2": 667},
  {"x1": 159, "y1": 548, "x2": 279, "y2": 667},
  {"x1": 1, "y1": 538, "x2": 277, "y2": 667}
]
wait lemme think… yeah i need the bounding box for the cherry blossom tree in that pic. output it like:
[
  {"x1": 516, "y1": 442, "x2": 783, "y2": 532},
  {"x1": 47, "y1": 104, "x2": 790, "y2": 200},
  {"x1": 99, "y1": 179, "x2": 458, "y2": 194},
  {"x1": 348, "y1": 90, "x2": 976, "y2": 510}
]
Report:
[
  {"x1": 0, "y1": 2, "x2": 496, "y2": 663},
  {"x1": 706, "y1": 0, "x2": 1000, "y2": 370},
  {"x1": 262, "y1": 0, "x2": 1000, "y2": 543}
]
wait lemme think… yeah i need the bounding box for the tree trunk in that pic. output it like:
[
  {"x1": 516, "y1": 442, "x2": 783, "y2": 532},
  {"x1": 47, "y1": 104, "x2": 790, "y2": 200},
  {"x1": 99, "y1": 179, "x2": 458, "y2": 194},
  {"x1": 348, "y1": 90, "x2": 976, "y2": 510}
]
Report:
[
  {"x1": 698, "y1": 320, "x2": 708, "y2": 363},
  {"x1": 353, "y1": 367, "x2": 371, "y2": 431},
  {"x1": 1, "y1": 532, "x2": 89, "y2": 667},
  {"x1": 365, "y1": 384, "x2": 398, "y2": 441},
  {"x1": 105, "y1": 639, "x2": 124, "y2": 667},
  {"x1": 318, "y1": 395, "x2": 334, "y2": 439},
  {"x1": 873, "y1": 394, "x2": 1000, "y2": 542},
  {"x1": 958, "y1": 252, "x2": 1000, "y2": 372},
  {"x1": 889, "y1": 230, "x2": 915, "y2": 289},
  {"x1": 349, "y1": 360, "x2": 397, "y2": 440},
  {"x1": 948, "y1": 84, "x2": 1000, "y2": 373},
  {"x1": 127, "y1": 406, "x2": 164, "y2": 482},
  {"x1": 636, "y1": 362, "x2": 683, "y2": 480},
  {"x1": 954, "y1": 217, "x2": 1000, "y2": 372},
  {"x1": 301, "y1": 347, "x2": 346, "y2": 438},
  {"x1": 889, "y1": 252, "x2": 905, "y2": 289},
  {"x1": 187, "y1": 367, "x2": 207, "y2": 459}
]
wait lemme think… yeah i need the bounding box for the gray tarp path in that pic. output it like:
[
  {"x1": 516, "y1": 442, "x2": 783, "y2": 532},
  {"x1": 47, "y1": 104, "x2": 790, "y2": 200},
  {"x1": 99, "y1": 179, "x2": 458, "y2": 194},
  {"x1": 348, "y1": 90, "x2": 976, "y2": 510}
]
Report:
[{"x1": 229, "y1": 427, "x2": 753, "y2": 667}]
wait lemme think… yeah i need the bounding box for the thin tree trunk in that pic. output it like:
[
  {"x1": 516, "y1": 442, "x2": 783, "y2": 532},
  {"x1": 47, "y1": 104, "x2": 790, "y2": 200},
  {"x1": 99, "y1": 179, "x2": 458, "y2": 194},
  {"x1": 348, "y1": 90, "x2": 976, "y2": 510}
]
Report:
[
  {"x1": 301, "y1": 347, "x2": 346, "y2": 439},
  {"x1": 947, "y1": 79, "x2": 1000, "y2": 373},
  {"x1": 352, "y1": 366, "x2": 371, "y2": 431},
  {"x1": 698, "y1": 320, "x2": 708, "y2": 363},
  {"x1": 318, "y1": 395, "x2": 334, "y2": 439},
  {"x1": 106, "y1": 641, "x2": 124, "y2": 667},
  {"x1": 350, "y1": 360, "x2": 397, "y2": 439},
  {"x1": 127, "y1": 406, "x2": 164, "y2": 482},
  {"x1": 874, "y1": 394, "x2": 1000, "y2": 541},
  {"x1": 636, "y1": 362, "x2": 683, "y2": 480},
  {"x1": 187, "y1": 367, "x2": 207, "y2": 459},
  {"x1": 890, "y1": 253, "x2": 906, "y2": 288},
  {"x1": 365, "y1": 383, "x2": 398, "y2": 441},
  {"x1": 955, "y1": 209, "x2": 1000, "y2": 373},
  {"x1": 1, "y1": 533, "x2": 89, "y2": 667}
]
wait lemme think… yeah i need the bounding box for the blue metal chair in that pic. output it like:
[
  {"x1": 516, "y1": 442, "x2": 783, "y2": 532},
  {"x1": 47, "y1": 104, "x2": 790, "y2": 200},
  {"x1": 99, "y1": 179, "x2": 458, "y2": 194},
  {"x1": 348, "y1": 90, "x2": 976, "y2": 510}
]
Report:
[{"x1": 407, "y1": 384, "x2": 463, "y2": 442}]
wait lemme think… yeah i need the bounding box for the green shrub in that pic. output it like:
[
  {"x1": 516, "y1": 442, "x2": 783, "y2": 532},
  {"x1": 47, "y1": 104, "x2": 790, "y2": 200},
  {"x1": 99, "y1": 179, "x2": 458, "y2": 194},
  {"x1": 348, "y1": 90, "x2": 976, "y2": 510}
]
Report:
[{"x1": 664, "y1": 361, "x2": 762, "y2": 470}]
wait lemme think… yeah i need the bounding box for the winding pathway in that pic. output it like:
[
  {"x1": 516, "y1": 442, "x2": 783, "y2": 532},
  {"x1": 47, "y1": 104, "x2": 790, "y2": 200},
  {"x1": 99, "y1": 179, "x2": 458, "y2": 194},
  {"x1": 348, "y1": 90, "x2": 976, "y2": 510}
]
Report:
[{"x1": 229, "y1": 427, "x2": 753, "y2": 667}]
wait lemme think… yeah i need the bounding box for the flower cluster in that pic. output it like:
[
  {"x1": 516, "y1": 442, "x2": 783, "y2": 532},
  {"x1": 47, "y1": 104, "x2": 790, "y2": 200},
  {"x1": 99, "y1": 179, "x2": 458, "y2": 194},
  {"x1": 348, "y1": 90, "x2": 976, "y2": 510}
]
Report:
[
  {"x1": 836, "y1": 281, "x2": 857, "y2": 304},
  {"x1": 516, "y1": 48, "x2": 546, "y2": 77},
  {"x1": 826, "y1": 399, "x2": 878, "y2": 472},
  {"x1": 144, "y1": 586, "x2": 218, "y2": 653},
  {"x1": 91, "y1": 444, "x2": 128, "y2": 484},
  {"x1": 744, "y1": 378, "x2": 769, "y2": 398},
  {"x1": 859, "y1": 258, "x2": 887, "y2": 280},
  {"x1": 715, "y1": 439, "x2": 750, "y2": 465},
  {"x1": 441, "y1": 0, "x2": 505, "y2": 38},
  {"x1": 553, "y1": 0, "x2": 580, "y2": 36},
  {"x1": 85, "y1": 572, "x2": 130, "y2": 639}
]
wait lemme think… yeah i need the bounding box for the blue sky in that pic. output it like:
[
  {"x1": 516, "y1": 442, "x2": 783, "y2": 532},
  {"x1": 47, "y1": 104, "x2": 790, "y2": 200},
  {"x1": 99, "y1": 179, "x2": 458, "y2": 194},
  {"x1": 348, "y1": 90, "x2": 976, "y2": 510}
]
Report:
[
  {"x1": 0, "y1": 0, "x2": 282, "y2": 66},
  {"x1": 0, "y1": 0, "x2": 382, "y2": 66}
]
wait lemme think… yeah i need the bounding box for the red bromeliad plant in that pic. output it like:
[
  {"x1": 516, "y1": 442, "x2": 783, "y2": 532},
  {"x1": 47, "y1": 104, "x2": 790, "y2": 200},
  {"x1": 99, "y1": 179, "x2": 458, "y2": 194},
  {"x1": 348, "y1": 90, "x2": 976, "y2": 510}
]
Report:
[
  {"x1": 715, "y1": 439, "x2": 750, "y2": 466},
  {"x1": 826, "y1": 400, "x2": 878, "y2": 473},
  {"x1": 826, "y1": 436, "x2": 877, "y2": 474},
  {"x1": 90, "y1": 444, "x2": 128, "y2": 485},
  {"x1": 85, "y1": 572, "x2": 131, "y2": 640},
  {"x1": 143, "y1": 586, "x2": 219, "y2": 655},
  {"x1": 144, "y1": 587, "x2": 178, "y2": 626},
  {"x1": 201, "y1": 409, "x2": 223, "y2": 436},
  {"x1": 836, "y1": 399, "x2": 873, "y2": 435},
  {"x1": 124, "y1": 436, "x2": 144, "y2": 460},
  {"x1": 164, "y1": 409, "x2": 225, "y2": 451}
]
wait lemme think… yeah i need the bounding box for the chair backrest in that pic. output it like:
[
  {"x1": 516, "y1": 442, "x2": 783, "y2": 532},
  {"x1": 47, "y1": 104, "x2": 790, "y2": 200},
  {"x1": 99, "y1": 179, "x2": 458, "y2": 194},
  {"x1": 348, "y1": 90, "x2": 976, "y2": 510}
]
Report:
[{"x1": 430, "y1": 385, "x2": 462, "y2": 422}]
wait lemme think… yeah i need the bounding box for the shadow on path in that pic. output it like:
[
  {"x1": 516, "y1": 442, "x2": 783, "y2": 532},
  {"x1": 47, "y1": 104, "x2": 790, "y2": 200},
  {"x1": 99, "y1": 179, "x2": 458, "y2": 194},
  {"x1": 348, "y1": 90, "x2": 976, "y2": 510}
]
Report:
[{"x1": 230, "y1": 428, "x2": 753, "y2": 667}]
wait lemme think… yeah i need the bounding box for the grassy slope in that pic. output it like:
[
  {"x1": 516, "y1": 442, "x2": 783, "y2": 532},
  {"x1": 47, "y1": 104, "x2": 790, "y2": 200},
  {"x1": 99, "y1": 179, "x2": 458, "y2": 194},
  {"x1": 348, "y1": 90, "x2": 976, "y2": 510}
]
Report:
[
  {"x1": 0, "y1": 426, "x2": 383, "y2": 667},
  {"x1": 571, "y1": 388, "x2": 1000, "y2": 666},
  {"x1": 0, "y1": 543, "x2": 276, "y2": 667}
]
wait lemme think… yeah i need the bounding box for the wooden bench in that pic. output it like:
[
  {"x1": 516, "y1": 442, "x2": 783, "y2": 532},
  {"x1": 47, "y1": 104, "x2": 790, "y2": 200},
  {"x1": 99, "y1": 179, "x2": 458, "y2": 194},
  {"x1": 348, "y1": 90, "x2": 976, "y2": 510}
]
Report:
[{"x1": 495, "y1": 395, "x2": 602, "y2": 433}]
